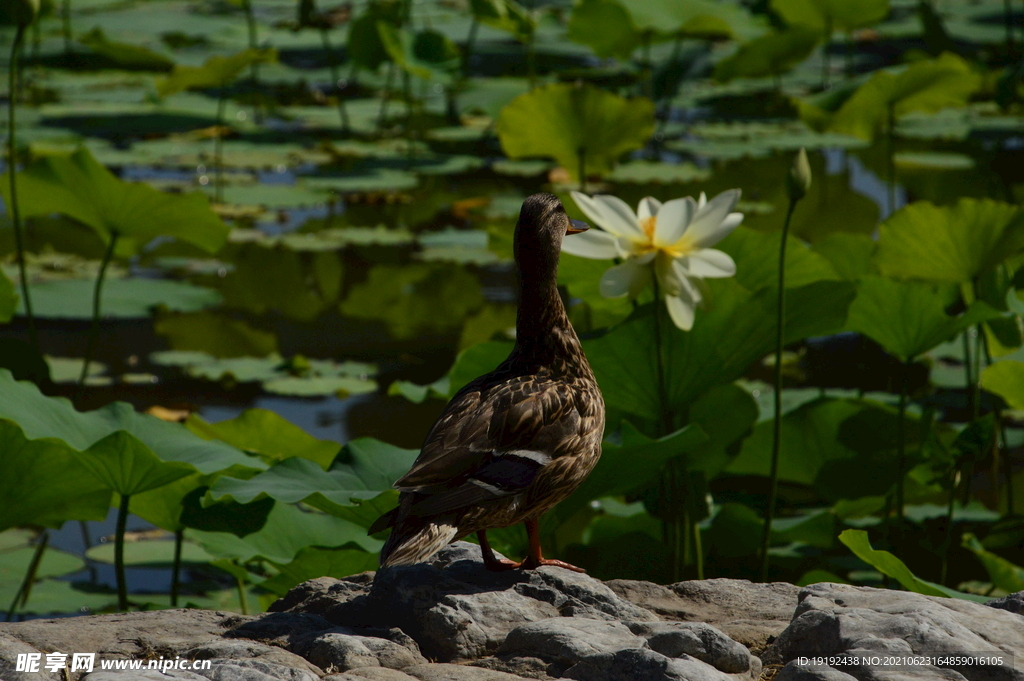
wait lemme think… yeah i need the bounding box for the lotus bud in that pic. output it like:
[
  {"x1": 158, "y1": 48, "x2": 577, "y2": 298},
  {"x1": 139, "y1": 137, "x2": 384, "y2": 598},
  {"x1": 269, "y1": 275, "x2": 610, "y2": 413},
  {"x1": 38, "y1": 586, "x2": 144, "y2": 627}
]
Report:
[{"x1": 787, "y1": 147, "x2": 811, "y2": 201}]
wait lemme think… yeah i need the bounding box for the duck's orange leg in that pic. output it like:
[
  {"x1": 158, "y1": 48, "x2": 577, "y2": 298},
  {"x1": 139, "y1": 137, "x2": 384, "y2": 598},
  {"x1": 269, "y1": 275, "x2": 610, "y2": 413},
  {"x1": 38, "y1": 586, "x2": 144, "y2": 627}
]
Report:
[
  {"x1": 478, "y1": 530, "x2": 520, "y2": 571},
  {"x1": 520, "y1": 518, "x2": 586, "y2": 572}
]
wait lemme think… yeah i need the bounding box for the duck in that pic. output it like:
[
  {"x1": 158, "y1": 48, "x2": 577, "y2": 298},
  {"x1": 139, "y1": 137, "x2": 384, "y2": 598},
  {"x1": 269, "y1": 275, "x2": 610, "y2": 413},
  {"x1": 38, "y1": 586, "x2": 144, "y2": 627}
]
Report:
[{"x1": 368, "y1": 193, "x2": 605, "y2": 572}]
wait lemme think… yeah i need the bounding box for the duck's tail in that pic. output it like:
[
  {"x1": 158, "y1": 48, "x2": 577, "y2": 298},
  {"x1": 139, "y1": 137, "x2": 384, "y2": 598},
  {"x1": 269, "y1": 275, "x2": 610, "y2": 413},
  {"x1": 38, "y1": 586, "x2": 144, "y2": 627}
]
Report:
[{"x1": 378, "y1": 515, "x2": 459, "y2": 568}]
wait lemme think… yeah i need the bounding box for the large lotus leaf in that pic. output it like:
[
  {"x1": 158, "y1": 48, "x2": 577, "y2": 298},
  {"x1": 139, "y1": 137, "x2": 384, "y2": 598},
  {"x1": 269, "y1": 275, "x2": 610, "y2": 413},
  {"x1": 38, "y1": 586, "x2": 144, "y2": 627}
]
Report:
[
  {"x1": 187, "y1": 409, "x2": 340, "y2": 469},
  {"x1": 583, "y1": 279, "x2": 855, "y2": 424},
  {"x1": 347, "y1": 2, "x2": 403, "y2": 71},
  {"x1": 1, "y1": 149, "x2": 229, "y2": 255},
  {"x1": 16, "y1": 278, "x2": 222, "y2": 319},
  {"x1": 155, "y1": 310, "x2": 278, "y2": 358},
  {"x1": 85, "y1": 538, "x2": 216, "y2": 566},
  {"x1": 839, "y1": 529, "x2": 987, "y2": 601},
  {"x1": 128, "y1": 472, "x2": 207, "y2": 532},
  {"x1": 79, "y1": 27, "x2": 174, "y2": 72},
  {"x1": 725, "y1": 398, "x2": 861, "y2": 487},
  {"x1": 79, "y1": 431, "x2": 196, "y2": 496},
  {"x1": 470, "y1": 0, "x2": 534, "y2": 41},
  {"x1": 686, "y1": 383, "x2": 760, "y2": 476},
  {"x1": 179, "y1": 485, "x2": 275, "y2": 537},
  {"x1": 339, "y1": 263, "x2": 484, "y2": 340},
  {"x1": 961, "y1": 533, "x2": 1024, "y2": 594},
  {"x1": 157, "y1": 49, "x2": 277, "y2": 97},
  {"x1": 771, "y1": 0, "x2": 889, "y2": 33},
  {"x1": 803, "y1": 53, "x2": 981, "y2": 141},
  {"x1": 556, "y1": 421, "x2": 708, "y2": 522},
  {"x1": 189, "y1": 499, "x2": 379, "y2": 564},
  {"x1": 496, "y1": 83, "x2": 655, "y2": 181},
  {"x1": 378, "y1": 24, "x2": 459, "y2": 82},
  {"x1": 982, "y1": 361, "x2": 1024, "y2": 410},
  {"x1": 714, "y1": 28, "x2": 820, "y2": 82},
  {"x1": 0, "y1": 420, "x2": 111, "y2": 532},
  {"x1": 567, "y1": 0, "x2": 640, "y2": 60},
  {"x1": 208, "y1": 438, "x2": 419, "y2": 520},
  {"x1": 0, "y1": 370, "x2": 259, "y2": 475},
  {"x1": 877, "y1": 199, "x2": 1024, "y2": 282},
  {"x1": 558, "y1": 253, "x2": 634, "y2": 329},
  {"x1": 718, "y1": 226, "x2": 840, "y2": 293},
  {"x1": 812, "y1": 233, "x2": 878, "y2": 279},
  {"x1": 616, "y1": 0, "x2": 741, "y2": 38},
  {"x1": 262, "y1": 546, "x2": 378, "y2": 596},
  {"x1": 0, "y1": 268, "x2": 15, "y2": 322}
]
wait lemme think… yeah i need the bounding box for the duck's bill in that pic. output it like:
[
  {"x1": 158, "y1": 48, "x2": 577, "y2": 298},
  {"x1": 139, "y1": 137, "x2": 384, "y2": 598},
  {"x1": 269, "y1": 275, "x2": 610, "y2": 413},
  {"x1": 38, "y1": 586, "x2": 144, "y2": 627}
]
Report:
[{"x1": 567, "y1": 219, "x2": 589, "y2": 235}]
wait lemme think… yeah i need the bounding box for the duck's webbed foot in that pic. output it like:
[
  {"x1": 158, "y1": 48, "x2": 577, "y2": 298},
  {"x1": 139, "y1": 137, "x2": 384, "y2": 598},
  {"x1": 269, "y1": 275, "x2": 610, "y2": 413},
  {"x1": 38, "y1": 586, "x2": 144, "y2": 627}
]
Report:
[
  {"x1": 477, "y1": 531, "x2": 521, "y2": 571},
  {"x1": 521, "y1": 555, "x2": 586, "y2": 573}
]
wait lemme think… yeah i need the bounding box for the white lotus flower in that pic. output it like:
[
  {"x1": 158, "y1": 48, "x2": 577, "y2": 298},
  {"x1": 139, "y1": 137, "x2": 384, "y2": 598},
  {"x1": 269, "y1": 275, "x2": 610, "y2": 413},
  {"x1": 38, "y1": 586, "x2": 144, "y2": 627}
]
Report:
[{"x1": 563, "y1": 189, "x2": 744, "y2": 330}]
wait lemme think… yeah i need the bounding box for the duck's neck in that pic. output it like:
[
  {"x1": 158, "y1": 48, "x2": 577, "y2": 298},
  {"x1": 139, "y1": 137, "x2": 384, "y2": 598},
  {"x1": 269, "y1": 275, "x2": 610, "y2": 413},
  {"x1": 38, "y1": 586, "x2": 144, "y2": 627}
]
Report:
[{"x1": 513, "y1": 266, "x2": 583, "y2": 368}]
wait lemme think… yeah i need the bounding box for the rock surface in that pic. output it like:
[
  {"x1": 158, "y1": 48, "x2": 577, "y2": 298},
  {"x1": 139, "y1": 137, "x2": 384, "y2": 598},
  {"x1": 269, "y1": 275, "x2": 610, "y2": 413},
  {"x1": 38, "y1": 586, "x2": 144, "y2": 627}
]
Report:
[{"x1": 0, "y1": 544, "x2": 1021, "y2": 681}]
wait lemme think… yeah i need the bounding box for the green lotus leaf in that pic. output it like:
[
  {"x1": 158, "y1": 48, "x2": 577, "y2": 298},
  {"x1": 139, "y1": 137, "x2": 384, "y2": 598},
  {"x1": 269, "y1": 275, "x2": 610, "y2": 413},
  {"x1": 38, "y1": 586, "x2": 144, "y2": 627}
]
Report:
[
  {"x1": 262, "y1": 545, "x2": 377, "y2": 596},
  {"x1": 339, "y1": 263, "x2": 484, "y2": 339},
  {"x1": 189, "y1": 500, "x2": 379, "y2": 564},
  {"x1": 262, "y1": 375, "x2": 377, "y2": 397},
  {"x1": 846, "y1": 277, "x2": 1002, "y2": 360},
  {"x1": 771, "y1": 509, "x2": 835, "y2": 549},
  {"x1": 378, "y1": 24, "x2": 460, "y2": 82},
  {"x1": 714, "y1": 28, "x2": 820, "y2": 82},
  {"x1": 583, "y1": 279, "x2": 856, "y2": 424},
  {"x1": 496, "y1": 83, "x2": 655, "y2": 181},
  {"x1": 839, "y1": 529, "x2": 987, "y2": 601},
  {"x1": 556, "y1": 420, "x2": 708, "y2": 523},
  {"x1": 799, "y1": 53, "x2": 981, "y2": 141},
  {"x1": 0, "y1": 543, "x2": 84, "y2": 586},
  {"x1": 157, "y1": 48, "x2": 277, "y2": 97},
  {"x1": 0, "y1": 419, "x2": 112, "y2": 532},
  {"x1": 606, "y1": 161, "x2": 711, "y2": 184},
  {"x1": 79, "y1": 27, "x2": 175, "y2": 72},
  {"x1": 981, "y1": 360, "x2": 1024, "y2": 410},
  {"x1": 128, "y1": 472, "x2": 207, "y2": 532},
  {"x1": 470, "y1": 0, "x2": 534, "y2": 42},
  {"x1": 155, "y1": 310, "x2": 278, "y2": 358},
  {"x1": 1, "y1": 148, "x2": 229, "y2": 255},
  {"x1": 16, "y1": 278, "x2": 222, "y2": 319},
  {"x1": 812, "y1": 233, "x2": 878, "y2": 279},
  {"x1": 877, "y1": 198, "x2": 1024, "y2": 282},
  {"x1": 0, "y1": 0, "x2": 39, "y2": 25},
  {"x1": 208, "y1": 438, "x2": 419, "y2": 520},
  {"x1": 771, "y1": 0, "x2": 889, "y2": 34},
  {"x1": 718, "y1": 226, "x2": 840, "y2": 293},
  {"x1": 0, "y1": 369, "x2": 259, "y2": 475},
  {"x1": 567, "y1": 0, "x2": 641, "y2": 60},
  {"x1": 961, "y1": 532, "x2": 1024, "y2": 594},
  {"x1": 187, "y1": 409, "x2": 340, "y2": 469},
  {"x1": 0, "y1": 577, "x2": 116, "y2": 616},
  {"x1": 84, "y1": 538, "x2": 216, "y2": 566},
  {"x1": 79, "y1": 431, "x2": 196, "y2": 496},
  {"x1": 347, "y1": 3, "x2": 401, "y2": 71},
  {"x1": 616, "y1": 0, "x2": 742, "y2": 38}
]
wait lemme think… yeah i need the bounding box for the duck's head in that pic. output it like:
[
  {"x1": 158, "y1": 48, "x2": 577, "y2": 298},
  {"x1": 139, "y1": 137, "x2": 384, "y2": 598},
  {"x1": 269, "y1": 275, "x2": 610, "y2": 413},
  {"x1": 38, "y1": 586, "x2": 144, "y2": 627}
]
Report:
[{"x1": 514, "y1": 193, "x2": 589, "y2": 280}]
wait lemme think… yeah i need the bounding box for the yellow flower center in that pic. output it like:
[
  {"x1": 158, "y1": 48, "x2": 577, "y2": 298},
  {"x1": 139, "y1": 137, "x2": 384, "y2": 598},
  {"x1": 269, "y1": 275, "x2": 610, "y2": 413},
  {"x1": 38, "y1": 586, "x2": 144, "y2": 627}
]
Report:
[{"x1": 640, "y1": 215, "x2": 656, "y2": 240}]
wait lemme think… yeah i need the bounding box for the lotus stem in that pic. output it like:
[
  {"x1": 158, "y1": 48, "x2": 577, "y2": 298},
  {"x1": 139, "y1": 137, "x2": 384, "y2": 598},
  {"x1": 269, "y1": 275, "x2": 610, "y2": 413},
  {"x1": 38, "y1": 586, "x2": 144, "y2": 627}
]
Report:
[
  {"x1": 241, "y1": 0, "x2": 261, "y2": 120},
  {"x1": 693, "y1": 516, "x2": 703, "y2": 580},
  {"x1": 171, "y1": 528, "x2": 183, "y2": 607},
  {"x1": 963, "y1": 330, "x2": 974, "y2": 416},
  {"x1": 320, "y1": 28, "x2": 350, "y2": 133},
  {"x1": 939, "y1": 468, "x2": 956, "y2": 585},
  {"x1": 7, "y1": 24, "x2": 38, "y2": 355},
  {"x1": 378, "y1": 62, "x2": 396, "y2": 129},
  {"x1": 463, "y1": 17, "x2": 479, "y2": 79},
  {"x1": 758, "y1": 197, "x2": 798, "y2": 582},
  {"x1": 235, "y1": 570, "x2": 248, "y2": 615},
  {"x1": 894, "y1": 359, "x2": 910, "y2": 544},
  {"x1": 5, "y1": 531, "x2": 48, "y2": 621},
  {"x1": 215, "y1": 91, "x2": 227, "y2": 203},
  {"x1": 115, "y1": 493, "x2": 130, "y2": 611},
  {"x1": 79, "y1": 231, "x2": 118, "y2": 386}
]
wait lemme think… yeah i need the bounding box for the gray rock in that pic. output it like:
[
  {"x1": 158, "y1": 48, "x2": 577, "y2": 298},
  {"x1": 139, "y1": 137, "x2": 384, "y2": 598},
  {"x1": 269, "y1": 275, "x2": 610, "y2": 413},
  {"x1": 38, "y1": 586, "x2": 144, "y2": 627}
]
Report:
[
  {"x1": 298, "y1": 631, "x2": 426, "y2": 672},
  {"x1": 468, "y1": 656, "x2": 553, "y2": 679},
  {"x1": 775, "y1": 661, "x2": 859, "y2": 681},
  {"x1": 324, "y1": 669, "x2": 420, "y2": 681},
  {"x1": 766, "y1": 583, "x2": 1024, "y2": 681},
  {"x1": 82, "y1": 671, "x2": 209, "y2": 681},
  {"x1": 562, "y1": 648, "x2": 745, "y2": 681},
  {"x1": 402, "y1": 663, "x2": 535, "y2": 680},
  {"x1": 191, "y1": 658, "x2": 320, "y2": 681},
  {"x1": 499, "y1": 618, "x2": 642, "y2": 666},
  {"x1": 607, "y1": 578, "x2": 800, "y2": 653},
  {"x1": 271, "y1": 542, "x2": 656, "y2": 661},
  {"x1": 0, "y1": 632, "x2": 60, "y2": 681},
  {"x1": 185, "y1": 640, "x2": 323, "y2": 676},
  {"x1": 988, "y1": 591, "x2": 1024, "y2": 616},
  {"x1": 0, "y1": 609, "x2": 250, "y2": 661},
  {"x1": 626, "y1": 621, "x2": 757, "y2": 676}
]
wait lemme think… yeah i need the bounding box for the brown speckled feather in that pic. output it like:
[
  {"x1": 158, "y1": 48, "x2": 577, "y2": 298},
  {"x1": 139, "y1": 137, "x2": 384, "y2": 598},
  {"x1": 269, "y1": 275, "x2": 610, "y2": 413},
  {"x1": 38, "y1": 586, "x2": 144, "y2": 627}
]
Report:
[{"x1": 372, "y1": 193, "x2": 605, "y2": 568}]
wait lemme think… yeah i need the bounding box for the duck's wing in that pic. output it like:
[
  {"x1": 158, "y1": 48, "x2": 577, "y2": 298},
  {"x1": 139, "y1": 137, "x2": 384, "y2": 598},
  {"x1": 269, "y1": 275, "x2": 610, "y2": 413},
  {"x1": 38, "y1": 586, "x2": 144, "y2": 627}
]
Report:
[{"x1": 392, "y1": 372, "x2": 587, "y2": 517}]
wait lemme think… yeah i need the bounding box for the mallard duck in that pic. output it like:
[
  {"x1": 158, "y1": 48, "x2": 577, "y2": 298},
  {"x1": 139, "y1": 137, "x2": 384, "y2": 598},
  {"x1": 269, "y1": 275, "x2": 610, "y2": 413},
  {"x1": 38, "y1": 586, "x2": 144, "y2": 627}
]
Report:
[{"x1": 369, "y1": 193, "x2": 605, "y2": 572}]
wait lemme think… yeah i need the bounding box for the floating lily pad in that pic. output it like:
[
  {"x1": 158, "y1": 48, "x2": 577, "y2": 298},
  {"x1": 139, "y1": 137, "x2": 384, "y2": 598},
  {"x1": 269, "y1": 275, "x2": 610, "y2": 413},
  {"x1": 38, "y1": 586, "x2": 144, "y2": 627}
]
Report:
[
  {"x1": 85, "y1": 538, "x2": 216, "y2": 566},
  {"x1": 302, "y1": 169, "x2": 419, "y2": 193},
  {"x1": 491, "y1": 159, "x2": 552, "y2": 176},
  {"x1": 45, "y1": 357, "x2": 108, "y2": 383},
  {"x1": 606, "y1": 160, "x2": 710, "y2": 184},
  {"x1": 893, "y1": 152, "x2": 975, "y2": 170},
  {"x1": 17, "y1": 278, "x2": 222, "y2": 319}
]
